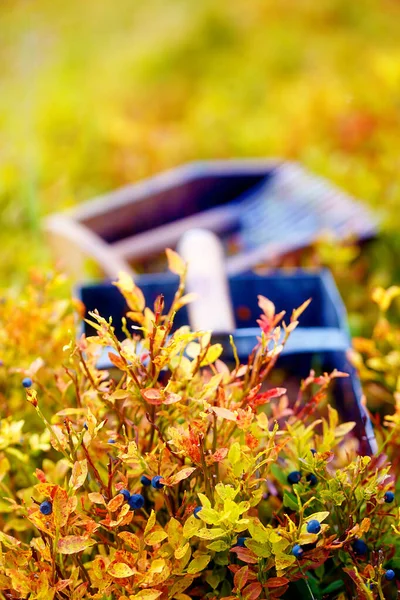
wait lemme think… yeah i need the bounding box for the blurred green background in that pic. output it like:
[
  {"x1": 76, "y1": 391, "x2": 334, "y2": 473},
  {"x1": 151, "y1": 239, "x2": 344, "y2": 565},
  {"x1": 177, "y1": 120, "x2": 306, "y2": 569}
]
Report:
[{"x1": 1, "y1": 0, "x2": 400, "y2": 299}]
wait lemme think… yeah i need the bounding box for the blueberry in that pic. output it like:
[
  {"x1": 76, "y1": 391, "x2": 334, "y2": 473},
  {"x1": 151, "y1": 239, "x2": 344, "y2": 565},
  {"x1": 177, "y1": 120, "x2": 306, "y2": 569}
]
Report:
[
  {"x1": 306, "y1": 519, "x2": 321, "y2": 534},
  {"x1": 119, "y1": 489, "x2": 131, "y2": 501},
  {"x1": 237, "y1": 537, "x2": 247, "y2": 547},
  {"x1": 39, "y1": 500, "x2": 52, "y2": 515},
  {"x1": 385, "y1": 569, "x2": 395, "y2": 581},
  {"x1": 292, "y1": 544, "x2": 303, "y2": 558},
  {"x1": 140, "y1": 475, "x2": 151, "y2": 487},
  {"x1": 128, "y1": 493, "x2": 145, "y2": 510},
  {"x1": 83, "y1": 422, "x2": 88, "y2": 430},
  {"x1": 353, "y1": 539, "x2": 368, "y2": 555},
  {"x1": 310, "y1": 449, "x2": 317, "y2": 455},
  {"x1": 193, "y1": 506, "x2": 202, "y2": 519},
  {"x1": 306, "y1": 473, "x2": 318, "y2": 486},
  {"x1": 108, "y1": 438, "x2": 116, "y2": 444},
  {"x1": 287, "y1": 471, "x2": 302, "y2": 485},
  {"x1": 151, "y1": 475, "x2": 164, "y2": 489},
  {"x1": 22, "y1": 377, "x2": 32, "y2": 388},
  {"x1": 384, "y1": 491, "x2": 395, "y2": 503}
]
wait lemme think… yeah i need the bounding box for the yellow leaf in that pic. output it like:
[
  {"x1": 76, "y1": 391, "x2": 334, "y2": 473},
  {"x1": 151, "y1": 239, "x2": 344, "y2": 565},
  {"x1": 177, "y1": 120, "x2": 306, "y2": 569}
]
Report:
[
  {"x1": 166, "y1": 248, "x2": 186, "y2": 276},
  {"x1": 57, "y1": 535, "x2": 95, "y2": 555},
  {"x1": 306, "y1": 511, "x2": 330, "y2": 523},
  {"x1": 187, "y1": 554, "x2": 211, "y2": 574},
  {"x1": 129, "y1": 591, "x2": 162, "y2": 600},
  {"x1": 212, "y1": 406, "x2": 237, "y2": 422},
  {"x1": 108, "y1": 562, "x2": 135, "y2": 578},
  {"x1": 200, "y1": 343, "x2": 223, "y2": 367},
  {"x1": 167, "y1": 467, "x2": 197, "y2": 486},
  {"x1": 107, "y1": 494, "x2": 125, "y2": 512},
  {"x1": 175, "y1": 542, "x2": 190, "y2": 559},
  {"x1": 334, "y1": 422, "x2": 356, "y2": 438},
  {"x1": 144, "y1": 510, "x2": 157, "y2": 537},
  {"x1": 69, "y1": 459, "x2": 88, "y2": 491},
  {"x1": 144, "y1": 529, "x2": 168, "y2": 545},
  {"x1": 53, "y1": 487, "x2": 69, "y2": 530}
]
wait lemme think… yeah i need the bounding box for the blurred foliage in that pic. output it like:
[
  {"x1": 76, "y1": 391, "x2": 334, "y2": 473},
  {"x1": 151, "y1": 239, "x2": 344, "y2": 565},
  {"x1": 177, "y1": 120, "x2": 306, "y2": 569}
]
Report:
[{"x1": 1, "y1": 0, "x2": 400, "y2": 319}]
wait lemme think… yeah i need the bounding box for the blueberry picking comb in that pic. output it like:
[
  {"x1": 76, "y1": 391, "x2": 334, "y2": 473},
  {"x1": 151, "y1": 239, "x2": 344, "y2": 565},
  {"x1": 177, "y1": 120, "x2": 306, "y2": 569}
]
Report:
[{"x1": 45, "y1": 159, "x2": 377, "y2": 280}]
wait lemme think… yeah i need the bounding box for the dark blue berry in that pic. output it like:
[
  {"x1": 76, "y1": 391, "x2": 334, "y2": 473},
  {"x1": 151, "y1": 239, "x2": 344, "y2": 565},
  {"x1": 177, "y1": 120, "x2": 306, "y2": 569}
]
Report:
[
  {"x1": 83, "y1": 422, "x2": 88, "y2": 430},
  {"x1": 193, "y1": 506, "x2": 202, "y2": 519},
  {"x1": 119, "y1": 489, "x2": 131, "y2": 501},
  {"x1": 128, "y1": 493, "x2": 145, "y2": 510},
  {"x1": 39, "y1": 500, "x2": 52, "y2": 515},
  {"x1": 237, "y1": 537, "x2": 247, "y2": 547},
  {"x1": 292, "y1": 544, "x2": 303, "y2": 558},
  {"x1": 353, "y1": 539, "x2": 368, "y2": 555},
  {"x1": 140, "y1": 475, "x2": 151, "y2": 487},
  {"x1": 306, "y1": 473, "x2": 318, "y2": 486},
  {"x1": 310, "y1": 448, "x2": 317, "y2": 455},
  {"x1": 287, "y1": 471, "x2": 302, "y2": 485},
  {"x1": 385, "y1": 569, "x2": 395, "y2": 581},
  {"x1": 22, "y1": 377, "x2": 32, "y2": 388},
  {"x1": 384, "y1": 491, "x2": 395, "y2": 503},
  {"x1": 306, "y1": 519, "x2": 321, "y2": 534},
  {"x1": 108, "y1": 438, "x2": 116, "y2": 444},
  {"x1": 151, "y1": 475, "x2": 164, "y2": 489}
]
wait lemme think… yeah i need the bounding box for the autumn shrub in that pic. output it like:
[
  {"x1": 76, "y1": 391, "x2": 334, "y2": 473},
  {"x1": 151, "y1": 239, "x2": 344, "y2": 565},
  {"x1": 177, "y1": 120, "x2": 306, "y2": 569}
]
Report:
[{"x1": 0, "y1": 252, "x2": 400, "y2": 600}]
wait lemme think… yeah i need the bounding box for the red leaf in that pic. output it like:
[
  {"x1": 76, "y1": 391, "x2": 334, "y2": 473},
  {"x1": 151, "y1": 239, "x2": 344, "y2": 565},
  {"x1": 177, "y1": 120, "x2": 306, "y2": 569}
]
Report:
[
  {"x1": 234, "y1": 566, "x2": 249, "y2": 591},
  {"x1": 242, "y1": 582, "x2": 262, "y2": 600},
  {"x1": 230, "y1": 547, "x2": 258, "y2": 564},
  {"x1": 266, "y1": 577, "x2": 290, "y2": 589}
]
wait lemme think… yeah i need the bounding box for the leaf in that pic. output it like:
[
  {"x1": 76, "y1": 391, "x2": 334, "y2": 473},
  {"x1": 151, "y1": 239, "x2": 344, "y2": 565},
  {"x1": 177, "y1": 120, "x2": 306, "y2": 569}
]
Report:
[
  {"x1": 196, "y1": 527, "x2": 226, "y2": 540},
  {"x1": 196, "y1": 507, "x2": 220, "y2": 525},
  {"x1": 166, "y1": 248, "x2": 186, "y2": 276},
  {"x1": 129, "y1": 591, "x2": 162, "y2": 600},
  {"x1": 145, "y1": 530, "x2": 168, "y2": 545},
  {"x1": 69, "y1": 460, "x2": 88, "y2": 491},
  {"x1": 266, "y1": 577, "x2": 290, "y2": 589},
  {"x1": 230, "y1": 547, "x2": 258, "y2": 564},
  {"x1": 144, "y1": 510, "x2": 157, "y2": 537},
  {"x1": 212, "y1": 406, "x2": 237, "y2": 422},
  {"x1": 234, "y1": 566, "x2": 249, "y2": 591},
  {"x1": 175, "y1": 542, "x2": 190, "y2": 559},
  {"x1": 88, "y1": 492, "x2": 106, "y2": 505},
  {"x1": 306, "y1": 511, "x2": 330, "y2": 524},
  {"x1": 53, "y1": 487, "x2": 69, "y2": 529},
  {"x1": 107, "y1": 493, "x2": 125, "y2": 512},
  {"x1": 183, "y1": 515, "x2": 201, "y2": 539},
  {"x1": 108, "y1": 562, "x2": 135, "y2": 578},
  {"x1": 57, "y1": 535, "x2": 95, "y2": 555},
  {"x1": 187, "y1": 554, "x2": 211, "y2": 574},
  {"x1": 334, "y1": 422, "x2": 356, "y2": 437},
  {"x1": 228, "y1": 442, "x2": 241, "y2": 465},
  {"x1": 142, "y1": 388, "x2": 163, "y2": 405},
  {"x1": 118, "y1": 531, "x2": 140, "y2": 550},
  {"x1": 206, "y1": 540, "x2": 229, "y2": 552},
  {"x1": 242, "y1": 582, "x2": 262, "y2": 600},
  {"x1": 200, "y1": 343, "x2": 223, "y2": 366},
  {"x1": 163, "y1": 392, "x2": 182, "y2": 405},
  {"x1": 283, "y1": 492, "x2": 298, "y2": 511},
  {"x1": 167, "y1": 467, "x2": 197, "y2": 486}
]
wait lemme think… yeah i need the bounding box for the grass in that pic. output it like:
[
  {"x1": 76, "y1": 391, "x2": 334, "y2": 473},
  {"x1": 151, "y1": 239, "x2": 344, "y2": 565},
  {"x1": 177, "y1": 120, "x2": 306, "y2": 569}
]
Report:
[{"x1": 1, "y1": 0, "x2": 400, "y2": 297}]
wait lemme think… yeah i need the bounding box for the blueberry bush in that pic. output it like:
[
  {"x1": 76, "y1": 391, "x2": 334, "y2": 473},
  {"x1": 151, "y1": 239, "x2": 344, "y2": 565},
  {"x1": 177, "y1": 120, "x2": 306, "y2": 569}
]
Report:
[{"x1": 0, "y1": 251, "x2": 399, "y2": 599}]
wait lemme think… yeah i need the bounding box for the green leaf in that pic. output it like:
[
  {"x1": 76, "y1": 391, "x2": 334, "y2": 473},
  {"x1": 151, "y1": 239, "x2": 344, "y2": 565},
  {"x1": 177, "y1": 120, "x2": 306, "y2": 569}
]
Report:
[
  {"x1": 228, "y1": 442, "x2": 241, "y2": 466},
  {"x1": 197, "y1": 506, "x2": 220, "y2": 525},
  {"x1": 283, "y1": 492, "x2": 299, "y2": 511},
  {"x1": 322, "y1": 580, "x2": 344, "y2": 594}
]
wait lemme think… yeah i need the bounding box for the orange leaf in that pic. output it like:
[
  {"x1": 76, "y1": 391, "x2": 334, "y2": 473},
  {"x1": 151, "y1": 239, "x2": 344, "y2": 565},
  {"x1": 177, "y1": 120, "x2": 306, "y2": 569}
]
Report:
[
  {"x1": 107, "y1": 494, "x2": 125, "y2": 512},
  {"x1": 242, "y1": 582, "x2": 262, "y2": 600},
  {"x1": 167, "y1": 467, "x2": 197, "y2": 486},
  {"x1": 163, "y1": 392, "x2": 182, "y2": 405},
  {"x1": 69, "y1": 459, "x2": 88, "y2": 491}
]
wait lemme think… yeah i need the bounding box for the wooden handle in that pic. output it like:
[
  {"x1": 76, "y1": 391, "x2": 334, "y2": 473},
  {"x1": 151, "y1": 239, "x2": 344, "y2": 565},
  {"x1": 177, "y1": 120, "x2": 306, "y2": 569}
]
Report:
[{"x1": 43, "y1": 214, "x2": 135, "y2": 280}]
